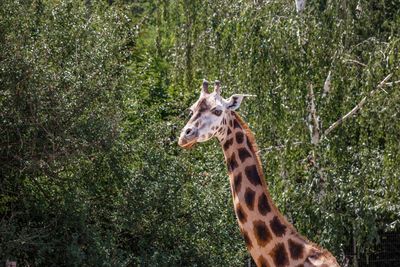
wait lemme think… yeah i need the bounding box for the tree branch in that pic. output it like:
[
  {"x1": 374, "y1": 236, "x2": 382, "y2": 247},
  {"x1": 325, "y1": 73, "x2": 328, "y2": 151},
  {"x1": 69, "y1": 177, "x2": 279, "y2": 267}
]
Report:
[
  {"x1": 308, "y1": 84, "x2": 320, "y2": 144},
  {"x1": 343, "y1": 58, "x2": 367, "y2": 67},
  {"x1": 322, "y1": 74, "x2": 393, "y2": 139},
  {"x1": 322, "y1": 71, "x2": 332, "y2": 98},
  {"x1": 295, "y1": 0, "x2": 306, "y2": 12}
]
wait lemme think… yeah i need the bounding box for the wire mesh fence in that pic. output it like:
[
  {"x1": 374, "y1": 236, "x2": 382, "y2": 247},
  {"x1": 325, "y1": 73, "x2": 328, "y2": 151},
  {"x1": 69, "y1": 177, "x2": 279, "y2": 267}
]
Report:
[{"x1": 349, "y1": 232, "x2": 400, "y2": 267}]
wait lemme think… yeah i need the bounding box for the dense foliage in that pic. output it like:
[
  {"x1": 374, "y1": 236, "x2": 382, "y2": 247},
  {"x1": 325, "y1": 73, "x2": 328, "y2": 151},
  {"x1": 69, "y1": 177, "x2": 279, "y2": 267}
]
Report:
[{"x1": 1, "y1": 0, "x2": 399, "y2": 266}]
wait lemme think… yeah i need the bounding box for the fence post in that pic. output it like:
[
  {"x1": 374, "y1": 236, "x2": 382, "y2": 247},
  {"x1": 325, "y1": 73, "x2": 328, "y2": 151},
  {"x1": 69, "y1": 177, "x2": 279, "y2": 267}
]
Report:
[{"x1": 353, "y1": 233, "x2": 358, "y2": 267}]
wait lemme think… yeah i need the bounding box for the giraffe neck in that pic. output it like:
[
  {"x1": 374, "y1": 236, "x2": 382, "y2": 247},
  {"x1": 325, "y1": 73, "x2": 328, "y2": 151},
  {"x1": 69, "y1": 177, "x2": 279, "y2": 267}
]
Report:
[{"x1": 218, "y1": 112, "x2": 338, "y2": 267}]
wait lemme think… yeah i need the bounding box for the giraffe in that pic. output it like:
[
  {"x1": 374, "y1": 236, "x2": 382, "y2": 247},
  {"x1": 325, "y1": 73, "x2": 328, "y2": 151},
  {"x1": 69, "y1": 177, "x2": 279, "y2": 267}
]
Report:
[{"x1": 178, "y1": 80, "x2": 340, "y2": 267}]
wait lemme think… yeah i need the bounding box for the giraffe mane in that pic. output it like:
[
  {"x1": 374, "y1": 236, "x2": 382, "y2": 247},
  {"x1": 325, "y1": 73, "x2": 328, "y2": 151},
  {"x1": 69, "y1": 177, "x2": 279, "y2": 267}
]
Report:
[{"x1": 232, "y1": 112, "x2": 263, "y2": 177}]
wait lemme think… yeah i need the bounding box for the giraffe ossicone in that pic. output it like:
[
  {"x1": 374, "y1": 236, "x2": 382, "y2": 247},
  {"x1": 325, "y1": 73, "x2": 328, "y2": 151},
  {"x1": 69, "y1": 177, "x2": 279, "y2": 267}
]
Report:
[{"x1": 178, "y1": 80, "x2": 340, "y2": 267}]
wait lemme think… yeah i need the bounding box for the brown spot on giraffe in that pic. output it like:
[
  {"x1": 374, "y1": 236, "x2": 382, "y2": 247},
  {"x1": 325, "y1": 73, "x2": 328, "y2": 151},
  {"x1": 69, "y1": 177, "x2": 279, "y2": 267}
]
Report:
[
  {"x1": 245, "y1": 165, "x2": 262, "y2": 186},
  {"x1": 288, "y1": 238, "x2": 305, "y2": 260},
  {"x1": 238, "y1": 147, "x2": 252, "y2": 162},
  {"x1": 235, "y1": 131, "x2": 244, "y2": 143},
  {"x1": 244, "y1": 187, "x2": 256, "y2": 210},
  {"x1": 270, "y1": 242, "x2": 289, "y2": 267},
  {"x1": 236, "y1": 203, "x2": 247, "y2": 223},
  {"x1": 270, "y1": 216, "x2": 287, "y2": 237},
  {"x1": 223, "y1": 138, "x2": 234, "y2": 151},
  {"x1": 228, "y1": 153, "x2": 238, "y2": 172},
  {"x1": 258, "y1": 193, "x2": 271, "y2": 215},
  {"x1": 227, "y1": 127, "x2": 232, "y2": 135},
  {"x1": 253, "y1": 220, "x2": 272, "y2": 247},
  {"x1": 258, "y1": 255, "x2": 268, "y2": 267},
  {"x1": 233, "y1": 172, "x2": 242, "y2": 195}
]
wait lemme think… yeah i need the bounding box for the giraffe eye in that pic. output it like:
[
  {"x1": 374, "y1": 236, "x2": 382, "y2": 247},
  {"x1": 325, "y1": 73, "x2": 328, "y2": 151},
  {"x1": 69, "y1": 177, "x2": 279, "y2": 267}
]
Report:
[{"x1": 212, "y1": 109, "x2": 222, "y2": 116}]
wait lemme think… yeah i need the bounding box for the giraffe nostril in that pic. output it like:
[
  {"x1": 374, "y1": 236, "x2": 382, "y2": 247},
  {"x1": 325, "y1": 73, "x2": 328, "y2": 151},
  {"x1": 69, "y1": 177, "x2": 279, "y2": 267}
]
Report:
[
  {"x1": 184, "y1": 127, "x2": 198, "y2": 139},
  {"x1": 185, "y1": 128, "x2": 193, "y2": 136}
]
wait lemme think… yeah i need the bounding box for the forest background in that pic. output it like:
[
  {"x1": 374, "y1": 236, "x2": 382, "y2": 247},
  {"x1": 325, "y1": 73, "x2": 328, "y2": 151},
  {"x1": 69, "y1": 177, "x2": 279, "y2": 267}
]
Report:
[{"x1": 1, "y1": 0, "x2": 399, "y2": 266}]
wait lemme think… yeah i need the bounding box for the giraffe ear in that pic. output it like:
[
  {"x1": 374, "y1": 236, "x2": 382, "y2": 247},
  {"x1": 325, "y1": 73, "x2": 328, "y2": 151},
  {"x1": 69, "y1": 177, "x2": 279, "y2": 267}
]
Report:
[{"x1": 223, "y1": 94, "x2": 255, "y2": 110}]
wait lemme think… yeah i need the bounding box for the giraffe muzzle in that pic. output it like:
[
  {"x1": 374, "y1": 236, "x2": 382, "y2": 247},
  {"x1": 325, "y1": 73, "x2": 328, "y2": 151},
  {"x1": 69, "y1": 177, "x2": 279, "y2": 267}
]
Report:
[{"x1": 178, "y1": 127, "x2": 198, "y2": 149}]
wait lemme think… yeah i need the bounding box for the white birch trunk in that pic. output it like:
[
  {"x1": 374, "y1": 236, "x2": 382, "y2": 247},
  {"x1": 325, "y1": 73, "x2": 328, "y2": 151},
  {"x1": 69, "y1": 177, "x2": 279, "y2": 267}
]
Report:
[{"x1": 295, "y1": 0, "x2": 306, "y2": 12}]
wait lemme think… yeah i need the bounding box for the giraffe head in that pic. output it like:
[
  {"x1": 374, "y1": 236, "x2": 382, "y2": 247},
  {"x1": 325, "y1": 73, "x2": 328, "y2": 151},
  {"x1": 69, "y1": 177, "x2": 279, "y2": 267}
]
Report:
[{"x1": 178, "y1": 79, "x2": 251, "y2": 149}]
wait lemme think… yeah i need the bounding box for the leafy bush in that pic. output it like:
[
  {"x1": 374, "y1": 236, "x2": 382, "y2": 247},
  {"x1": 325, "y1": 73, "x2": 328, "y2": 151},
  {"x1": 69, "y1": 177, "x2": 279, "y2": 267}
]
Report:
[{"x1": 1, "y1": 0, "x2": 399, "y2": 266}]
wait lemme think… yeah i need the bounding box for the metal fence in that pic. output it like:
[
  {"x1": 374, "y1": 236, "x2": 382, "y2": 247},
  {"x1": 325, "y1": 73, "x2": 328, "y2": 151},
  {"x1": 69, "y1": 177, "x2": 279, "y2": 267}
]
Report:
[{"x1": 348, "y1": 232, "x2": 400, "y2": 267}]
